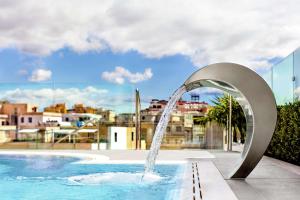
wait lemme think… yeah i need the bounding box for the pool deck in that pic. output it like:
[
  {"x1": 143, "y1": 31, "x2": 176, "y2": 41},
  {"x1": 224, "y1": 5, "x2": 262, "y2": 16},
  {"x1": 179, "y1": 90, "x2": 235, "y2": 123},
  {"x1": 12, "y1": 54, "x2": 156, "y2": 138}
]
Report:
[{"x1": 0, "y1": 149, "x2": 299, "y2": 200}]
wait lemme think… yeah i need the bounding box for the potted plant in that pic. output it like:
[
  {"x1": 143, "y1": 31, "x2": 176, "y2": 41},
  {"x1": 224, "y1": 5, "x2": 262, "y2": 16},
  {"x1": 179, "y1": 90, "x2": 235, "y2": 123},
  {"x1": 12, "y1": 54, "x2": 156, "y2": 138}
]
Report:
[
  {"x1": 91, "y1": 138, "x2": 108, "y2": 150},
  {"x1": 141, "y1": 135, "x2": 147, "y2": 150},
  {"x1": 99, "y1": 138, "x2": 108, "y2": 150}
]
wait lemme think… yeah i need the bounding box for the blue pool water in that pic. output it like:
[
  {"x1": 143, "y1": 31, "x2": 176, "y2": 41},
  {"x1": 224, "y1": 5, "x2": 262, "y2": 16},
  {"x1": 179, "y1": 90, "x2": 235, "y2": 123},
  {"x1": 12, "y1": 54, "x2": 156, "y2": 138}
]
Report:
[{"x1": 0, "y1": 155, "x2": 183, "y2": 200}]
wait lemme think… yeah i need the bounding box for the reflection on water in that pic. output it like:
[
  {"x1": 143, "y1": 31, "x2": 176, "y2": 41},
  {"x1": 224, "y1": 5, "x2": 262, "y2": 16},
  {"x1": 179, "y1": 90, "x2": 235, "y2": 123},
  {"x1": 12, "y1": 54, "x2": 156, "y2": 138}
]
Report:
[{"x1": 0, "y1": 155, "x2": 182, "y2": 200}]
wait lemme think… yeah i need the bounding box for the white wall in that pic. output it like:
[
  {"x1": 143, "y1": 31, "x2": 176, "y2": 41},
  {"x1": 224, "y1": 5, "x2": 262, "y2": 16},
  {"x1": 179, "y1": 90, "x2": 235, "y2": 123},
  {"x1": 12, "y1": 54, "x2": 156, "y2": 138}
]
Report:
[
  {"x1": 19, "y1": 115, "x2": 43, "y2": 126},
  {"x1": 42, "y1": 115, "x2": 62, "y2": 123},
  {"x1": 19, "y1": 113, "x2": 62, "y2": 127},
  {"x1": 108, "y1": 127, "x2": 127, "y2": 150}
]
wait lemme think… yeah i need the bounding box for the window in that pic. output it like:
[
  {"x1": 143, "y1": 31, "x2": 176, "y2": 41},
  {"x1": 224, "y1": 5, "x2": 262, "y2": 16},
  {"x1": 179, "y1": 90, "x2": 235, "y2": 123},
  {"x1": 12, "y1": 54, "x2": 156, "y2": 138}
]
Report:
[
  {"x1": 1, "y1": 121, "x2": 4, "y2": 126},
  {"x1": 176, "y1": 126, "x2": 182, "y2": 132},
  {"x1": 65, "y1": 117, "x2": 69, "y2": 122},
  {"x1": 142, "y1": 116, "x2": 145, "y2": 120},
  {"x1": 131, "y1": 132, "x2": 134, "y2": 141},
  {"x1": 166, "y1": 127, "x2": 171, "y2": 132},
  {"x1": 21, "y1": 117, "x2": 24, "y2": 123},
  {"x1": 114, "y1": 132, "x2": 117, "y2": 142},
  {"x1": 28, "y1": 117, "x2": 32, "y2": 123}
]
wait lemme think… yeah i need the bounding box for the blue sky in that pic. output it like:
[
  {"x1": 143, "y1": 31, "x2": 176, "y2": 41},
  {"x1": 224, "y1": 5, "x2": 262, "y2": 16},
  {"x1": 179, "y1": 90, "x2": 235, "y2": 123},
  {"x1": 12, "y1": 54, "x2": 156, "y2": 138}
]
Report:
[
  {"x1": 0, "y1": 48, "x2": 202, "y2": 112},
  {"x1": 0, "y1": 0, "x2": 298, "y2": 112},
  {"x1": 0, "y1": 47, "x2": 281, "y2": 113}
]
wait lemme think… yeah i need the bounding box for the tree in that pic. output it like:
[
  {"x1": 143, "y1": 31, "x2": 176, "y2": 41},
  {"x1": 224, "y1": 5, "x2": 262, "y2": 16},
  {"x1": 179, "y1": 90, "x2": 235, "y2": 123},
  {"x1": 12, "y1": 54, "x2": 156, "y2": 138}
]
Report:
[{"x1": 206, "y1": 94, "x2": 247, "y2": 143}]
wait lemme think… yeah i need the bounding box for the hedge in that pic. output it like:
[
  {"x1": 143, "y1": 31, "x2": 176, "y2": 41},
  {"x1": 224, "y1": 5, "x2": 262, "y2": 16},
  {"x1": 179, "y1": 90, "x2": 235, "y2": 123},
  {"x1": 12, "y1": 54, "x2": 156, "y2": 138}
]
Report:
[{"x1": 266, "y1": 101, "x2": 300, "y2": 166}]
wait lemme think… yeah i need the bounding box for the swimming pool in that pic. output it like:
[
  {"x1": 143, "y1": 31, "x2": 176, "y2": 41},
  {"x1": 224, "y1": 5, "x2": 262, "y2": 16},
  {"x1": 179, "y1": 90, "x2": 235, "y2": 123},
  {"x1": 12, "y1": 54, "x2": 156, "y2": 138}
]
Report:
[{"x1": 0, "y1": 155, "x2": 184, "y2": 200}]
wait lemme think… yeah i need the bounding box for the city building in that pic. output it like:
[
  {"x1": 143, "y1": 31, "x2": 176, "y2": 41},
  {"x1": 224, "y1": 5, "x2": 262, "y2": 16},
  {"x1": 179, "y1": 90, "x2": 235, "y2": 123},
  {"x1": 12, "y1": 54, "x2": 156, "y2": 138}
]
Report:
[
  {"x1": 140, "y1": 98, "x2": 209, "y2": 149},
  {"x1": 96, "y1": 108, "x2": 116, "y2": 122},
  {"x1": 115, "y1": 113, "x2": 135, "y2": 126},
  {"x1": 44, "y1": 103, "x2": 67, "y2": 113},
  {"x1": 0, "y1": 114, "x2": 8, "y2": 126},
  {"x1": 62, "y1": 113, "x2": 102, "y2": 126},
  {"x1": 17, "y1": 112, "x2": 62, "y2": 142},
  {"x1": 18, "y1": 112, "x2": 62, "y2": 129},
  {"x1": 0, "y1": 103, "x2": 39, "y2": 142},
  {"x1": 107, "y1": 126, "x2": 136, "y2": 150},
  {"x1": 68, "y1": 104, "x2": 97, "y2": 114},
  {"x1": 0, "y1": 114, "x2": 15, "y2": 143},
  {"x1": 0, "y1": 102, "x2": 38, "y2": 125}
]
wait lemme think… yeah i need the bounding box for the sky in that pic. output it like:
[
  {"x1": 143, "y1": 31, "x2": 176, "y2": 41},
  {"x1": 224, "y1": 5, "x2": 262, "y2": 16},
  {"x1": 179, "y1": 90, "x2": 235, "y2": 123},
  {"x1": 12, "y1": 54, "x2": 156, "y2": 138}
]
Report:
[{"x1": 0, "y1": 0, "x2": 300, "y2": 112}]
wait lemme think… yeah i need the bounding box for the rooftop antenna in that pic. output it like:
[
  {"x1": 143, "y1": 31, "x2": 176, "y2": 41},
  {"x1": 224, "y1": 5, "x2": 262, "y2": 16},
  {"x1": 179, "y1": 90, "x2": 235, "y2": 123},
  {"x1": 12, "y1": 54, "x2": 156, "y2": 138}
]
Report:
[
  {"x1": 135, "y1": 88, "x2": 141, "y2": 150},
  {"x1": 52, "y1": 79, "x2": 55, "y2": 106}
]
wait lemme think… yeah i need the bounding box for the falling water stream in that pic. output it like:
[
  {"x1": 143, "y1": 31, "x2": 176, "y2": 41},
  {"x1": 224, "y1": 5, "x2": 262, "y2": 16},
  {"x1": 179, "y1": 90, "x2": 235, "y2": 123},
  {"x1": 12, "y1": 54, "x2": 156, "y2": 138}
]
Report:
[{"x1": 144, "y1": 85, "x2": 187, "y2": 174}]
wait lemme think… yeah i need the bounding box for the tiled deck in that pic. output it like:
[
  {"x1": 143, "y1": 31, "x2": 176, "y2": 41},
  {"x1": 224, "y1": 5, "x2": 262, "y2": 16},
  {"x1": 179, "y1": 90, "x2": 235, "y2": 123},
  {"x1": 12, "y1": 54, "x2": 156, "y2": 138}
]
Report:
[{"x1": 211, "y1": 151, "x2": 300, "y2": 200}]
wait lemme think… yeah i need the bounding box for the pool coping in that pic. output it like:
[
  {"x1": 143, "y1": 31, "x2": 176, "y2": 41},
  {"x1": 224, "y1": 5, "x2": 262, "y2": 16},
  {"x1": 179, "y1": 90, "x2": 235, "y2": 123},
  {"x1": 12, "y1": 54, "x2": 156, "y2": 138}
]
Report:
[{"x1": 0, "y1": 150, "x2": 189, "y2": 165}]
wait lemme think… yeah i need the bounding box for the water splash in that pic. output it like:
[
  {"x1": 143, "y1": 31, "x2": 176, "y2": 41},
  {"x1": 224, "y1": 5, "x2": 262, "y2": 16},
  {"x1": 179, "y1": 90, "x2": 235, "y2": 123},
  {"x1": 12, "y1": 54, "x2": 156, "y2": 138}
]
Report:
[
  {"x1": 144, "y1": 85, "x2": 186, "y2": 173},
  {"x1": 68, "y1": 172, "x2": 163, "y2": 185}
]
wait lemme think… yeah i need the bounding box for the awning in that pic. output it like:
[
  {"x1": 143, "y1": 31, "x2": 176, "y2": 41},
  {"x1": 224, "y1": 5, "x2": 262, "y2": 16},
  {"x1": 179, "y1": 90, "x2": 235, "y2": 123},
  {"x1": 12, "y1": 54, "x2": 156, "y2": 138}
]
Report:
[
  {"x1": 53, "y1": 129, "x2": 98, "y2": 135},
  {"x1": 53, "y1": 129, "x2": 75, "y2": 134},
  {"x1": 18, "y1": 129, "x2": 39, "y2": 133},
  {"x1": 59, "y1": 122, "x2": 72, "y2": 127},
  {"x1": 0, "y1": 126, "x2": 16, "y2": 131},
  {"x1": 78, "y1": 129, "x2": 98, "y2": 133}
]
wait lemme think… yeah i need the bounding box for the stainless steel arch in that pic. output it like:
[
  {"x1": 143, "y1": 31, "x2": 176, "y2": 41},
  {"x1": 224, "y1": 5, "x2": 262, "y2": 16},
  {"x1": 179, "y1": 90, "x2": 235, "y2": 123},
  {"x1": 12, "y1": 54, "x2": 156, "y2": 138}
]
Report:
[{"x1": 183, "y1": 63, "x2": 277, "y2": 179}]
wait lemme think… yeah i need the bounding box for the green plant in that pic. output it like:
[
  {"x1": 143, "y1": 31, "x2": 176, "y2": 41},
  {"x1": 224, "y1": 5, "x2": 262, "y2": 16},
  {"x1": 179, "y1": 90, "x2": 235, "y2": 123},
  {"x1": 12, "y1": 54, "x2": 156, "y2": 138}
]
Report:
[
  {"x1": 266, "y1": 101, "x2": 300, "y2": 165},
  {"x1": 202, "y1": 94, "x2": 246, "y2": 143},
  {"x1": 86, "y1": 138, "x2": 96, "y2": 143},
  {"x1": 99, "y1": 138, "x2": 108, "y2": 143}
]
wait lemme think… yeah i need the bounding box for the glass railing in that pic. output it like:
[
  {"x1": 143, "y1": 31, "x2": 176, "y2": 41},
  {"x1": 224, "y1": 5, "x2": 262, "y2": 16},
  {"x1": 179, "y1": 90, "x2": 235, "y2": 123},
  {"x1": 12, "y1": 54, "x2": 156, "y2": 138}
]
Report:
[{"x1": 0, "y1": 82, "x2": 240, "y2": 150}]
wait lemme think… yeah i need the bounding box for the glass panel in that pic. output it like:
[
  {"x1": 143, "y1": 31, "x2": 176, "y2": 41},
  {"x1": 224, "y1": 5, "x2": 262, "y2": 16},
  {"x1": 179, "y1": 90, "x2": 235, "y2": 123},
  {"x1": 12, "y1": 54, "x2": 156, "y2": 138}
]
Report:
[
  {"x1": 293, "y1": 49, "x2": 300, "y2": 100},
  {"x1": 272, "y1": 54, "x2": 294, "y2": 105},
  {"x1": 261, "y1": 70, "x2": 272, "y2": 89},
  {"x1": 0, "y1": 82, "x2": 134, "y2": 113},
  {"x1": 0, "y1": 82, "x2": 135, "y2": 148}
]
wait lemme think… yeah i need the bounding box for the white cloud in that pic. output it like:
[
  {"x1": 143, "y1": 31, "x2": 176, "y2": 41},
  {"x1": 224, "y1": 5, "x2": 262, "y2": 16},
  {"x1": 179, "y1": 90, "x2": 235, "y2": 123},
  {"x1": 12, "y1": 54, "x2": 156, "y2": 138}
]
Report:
[
  {"x1": 1, "y1": 0, "x2": 300, "y2": 70},
  {"x1": 101, "y1": 66, "x2": 153, "y2": 84},
  {"x1": 294, "y1": 87, "x2": 300, "y2": 96},
  {"x1": 0, "y1": 86, "x2": 136, "y2": 113},
  {"x1": 189, "y1": 87, "x2": 223, "y2": 96},
  {"x1": 29, "y1": 68, "x2": 52, "y2": 82},
  {"x1": 17, "y1": 69, "x2": 28, "y2": 76},
  {"x1": 0, "y1": 86, "x2": 130, "y2": 110}
]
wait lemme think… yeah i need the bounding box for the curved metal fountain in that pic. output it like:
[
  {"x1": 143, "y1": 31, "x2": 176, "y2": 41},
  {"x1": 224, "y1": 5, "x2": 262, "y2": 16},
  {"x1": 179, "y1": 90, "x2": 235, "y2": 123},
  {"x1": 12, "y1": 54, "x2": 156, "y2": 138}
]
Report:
[{"x1": 145, "y1": 62, "x2": 277, "y2": 179}]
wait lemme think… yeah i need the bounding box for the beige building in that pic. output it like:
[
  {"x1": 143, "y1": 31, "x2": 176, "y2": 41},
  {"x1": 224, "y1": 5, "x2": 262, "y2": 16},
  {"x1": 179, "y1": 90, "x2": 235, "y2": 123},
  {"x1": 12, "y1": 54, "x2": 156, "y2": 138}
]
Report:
[
  {"x1": 0, "y1": 103, "x2": 38, "y2": 126},
  {"x1": 96, "y1": 108, "x2": 116, "y2": 123},
  {"x1": 0, "y1": 103, "x2": 38, "y2": 142},
  {"x1": 140, "y1": 98, "x2": 209, "y2": 149},
  {"x1": 115, "y1": 113, "x2": 135, "y2": 126},
  {"x1": 0, "y1": 114, "x2": 16, "y2": 142},
  {"x1": 69, "y1": 104, "x2": 97, "y2": 114},
  {"x1": 17, "y1": 112, "x2": 62, "y2": 143},
  {"x1": 0, "y1": 125, "x2": 16, "y2": 143},
  {"x1": 0, "y1": 114, "x2": 8, "y2": 126},
  {"x1": 44, "y1": 103, "x2": 67, "y2": 113},
  {"x1": 107, "y1": 126, "x2": 136, "y2": 150},
  {"x1": 19, "y1": 112, "x2": 62, "y2": 129}
]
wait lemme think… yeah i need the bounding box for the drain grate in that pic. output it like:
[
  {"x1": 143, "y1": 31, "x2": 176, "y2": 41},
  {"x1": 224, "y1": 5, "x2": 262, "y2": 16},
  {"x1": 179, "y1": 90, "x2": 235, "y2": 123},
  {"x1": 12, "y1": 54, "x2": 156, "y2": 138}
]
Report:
[{"x1": 192, "y1": 162, "x2": 203, "y2": 200}]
